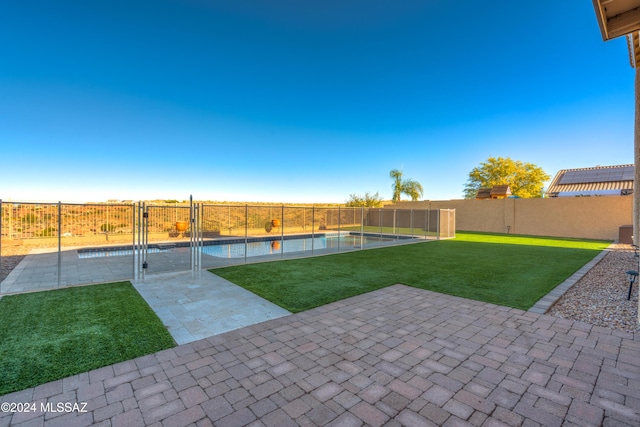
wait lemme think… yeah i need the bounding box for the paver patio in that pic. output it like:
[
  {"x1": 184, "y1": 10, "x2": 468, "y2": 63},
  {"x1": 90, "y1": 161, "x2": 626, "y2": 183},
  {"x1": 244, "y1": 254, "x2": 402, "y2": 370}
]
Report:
[{"x1": 1, "y1": 284, "x2": 639, "y2": 426}]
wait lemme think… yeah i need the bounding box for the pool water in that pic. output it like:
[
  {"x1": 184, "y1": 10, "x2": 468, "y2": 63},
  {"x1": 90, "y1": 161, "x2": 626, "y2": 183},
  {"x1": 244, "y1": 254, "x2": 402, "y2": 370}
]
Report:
[
  {"x1": 202, "y1": 235, "x2": 395, "y2": 258},
  {"x1": 77, "y1": 233, "x2": 407, "y2": 259}
]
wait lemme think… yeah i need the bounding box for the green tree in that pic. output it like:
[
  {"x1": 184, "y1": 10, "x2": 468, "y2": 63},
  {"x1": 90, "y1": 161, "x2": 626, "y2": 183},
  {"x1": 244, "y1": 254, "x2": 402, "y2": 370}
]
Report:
[
  {"x1": 345, "y1": 192, "x2": 384, "y2": 207},
  {"x1": 463, "y1": 156, "x2": 550, "y2": 199},
  {"x1": 390, "y1": 169, "x2": 424, "y2": 202}
]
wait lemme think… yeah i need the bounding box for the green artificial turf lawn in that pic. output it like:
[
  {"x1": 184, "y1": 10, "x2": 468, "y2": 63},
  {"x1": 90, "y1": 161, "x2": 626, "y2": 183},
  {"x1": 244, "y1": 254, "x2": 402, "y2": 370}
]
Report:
[
  {"x1": 0, "y1": 282, "x2": 175, "y2": 395},
  {"x1": 212, "y1": 232, "x2": 610, "y2": 313}
]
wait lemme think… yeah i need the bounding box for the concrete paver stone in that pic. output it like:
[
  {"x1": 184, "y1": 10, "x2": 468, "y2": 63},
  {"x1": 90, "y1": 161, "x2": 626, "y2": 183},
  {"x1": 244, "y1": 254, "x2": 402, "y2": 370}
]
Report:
[{"x1": 1, "y1": 285, "x2": 638, "y2": 426}]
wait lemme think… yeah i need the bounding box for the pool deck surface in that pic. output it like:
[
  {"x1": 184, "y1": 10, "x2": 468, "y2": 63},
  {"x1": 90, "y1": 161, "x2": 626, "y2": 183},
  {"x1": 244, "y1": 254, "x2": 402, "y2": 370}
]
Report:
[{"x1": 132, "y1": 271, "x2": 291, "y2": 345}]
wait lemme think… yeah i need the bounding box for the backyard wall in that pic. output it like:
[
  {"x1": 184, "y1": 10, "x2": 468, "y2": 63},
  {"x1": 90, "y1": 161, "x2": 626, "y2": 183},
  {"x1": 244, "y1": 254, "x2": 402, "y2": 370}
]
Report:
[{"x1": 386, "y1": 196, "x2": 633, "y2": 241}]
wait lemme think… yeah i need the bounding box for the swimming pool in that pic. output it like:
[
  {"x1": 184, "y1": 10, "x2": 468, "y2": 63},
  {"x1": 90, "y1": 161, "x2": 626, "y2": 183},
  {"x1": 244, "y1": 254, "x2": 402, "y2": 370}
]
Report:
[
  {"x1": 77, "y1": 232, "x2": 415, "y2": 259},
  {"x1": 202, "y1": 234, "x2": 398, "y2": 258}
]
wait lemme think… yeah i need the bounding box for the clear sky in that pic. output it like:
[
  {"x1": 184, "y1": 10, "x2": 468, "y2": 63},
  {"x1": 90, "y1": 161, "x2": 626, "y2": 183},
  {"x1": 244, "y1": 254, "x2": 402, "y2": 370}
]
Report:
[{"x1": 0, "y1": 1, "x2": 635, "y2": 203}]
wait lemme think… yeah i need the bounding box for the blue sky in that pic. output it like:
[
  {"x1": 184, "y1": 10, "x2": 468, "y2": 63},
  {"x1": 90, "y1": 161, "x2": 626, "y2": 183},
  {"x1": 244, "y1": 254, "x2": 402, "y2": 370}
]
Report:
[{"x1": 0, "y1": 1, "x2": 635, "y2": 203}]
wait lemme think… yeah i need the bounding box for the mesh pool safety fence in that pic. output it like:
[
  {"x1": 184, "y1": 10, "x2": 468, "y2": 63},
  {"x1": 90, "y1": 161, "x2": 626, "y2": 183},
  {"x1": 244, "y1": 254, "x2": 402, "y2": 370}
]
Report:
[{"x1": 0, "y1": 200, "x2": 455, "y2": 293}]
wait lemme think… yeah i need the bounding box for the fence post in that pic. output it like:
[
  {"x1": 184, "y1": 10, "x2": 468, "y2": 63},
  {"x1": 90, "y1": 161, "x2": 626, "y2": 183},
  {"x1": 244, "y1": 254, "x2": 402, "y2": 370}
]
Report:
[
  {"x1": 197, "y1": 204, "x2": 203, "y2": 271},
  {"x1": 132, "y1": 202, "x2": 136, "y2": 280},
  {"x1": 411, "y1": 209, "x2": 414, "y2": 238},
  {"x1": 281, "y1": 205, "x2": 285, "y2": 258},
  {"x1": 57, "y1": 201, "x2": 62, "y2": 288},
  {"x1": 190, "y1": 196, "x2": 194, "y2": 270},
  {"x1": 136, "y1": 203, "x2": 139, "y2": 276},
  {"x1": 142, "y1": 202, "x2": 148, "y2": 276},
  {"x1": 244, "y1": 205, "x2": 248, "y2": 264},
  {"x1": 0, "y1": 199, "x2": 2, "y2": 292},
  {"x1": 426, "y1": 209, "x2": 430, "y2": 239},
  {"x1": 360, "y1": 207, "x2": 364, "y2": 249},
  {"x1": 191, "y1": 204, "x2": 196, "y2": 271},
  {"x1": 311, "y1": 206, "x2": 315, "y2": 255},
  {"x1": 337, "y1": 206, "x2": 341, "y2": 252},
  {"x1": 137, "y1": 202, "x2": 142, "y2": 276},
  {"x1": 451, "y1": 209, "x2": 456, "y2": 238},
  {"x1": 393, "y1": 209, "x2": 396, "y2": 235}
]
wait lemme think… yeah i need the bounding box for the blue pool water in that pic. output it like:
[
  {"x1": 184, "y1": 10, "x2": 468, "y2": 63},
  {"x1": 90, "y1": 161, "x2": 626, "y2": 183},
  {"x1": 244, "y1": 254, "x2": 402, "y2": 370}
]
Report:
[
  {"x1": 202, "y1": 234, "x2": 395, "y2": 258},
  {"x1": 77, "y1": 233, "x2": 407, "y2": 259}
]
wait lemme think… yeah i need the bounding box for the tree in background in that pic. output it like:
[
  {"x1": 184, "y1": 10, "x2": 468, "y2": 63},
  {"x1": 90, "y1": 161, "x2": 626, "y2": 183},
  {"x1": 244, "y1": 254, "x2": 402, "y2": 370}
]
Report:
[
  {"x1": 390, "y1": 169, "x2": 424, "y2": 202},
  {"x1": 345, "y1": 192, "x2": 384, "y2": 207},
  {"x1": 463, "y1": 156, "x2": 550, "y2": 199}
]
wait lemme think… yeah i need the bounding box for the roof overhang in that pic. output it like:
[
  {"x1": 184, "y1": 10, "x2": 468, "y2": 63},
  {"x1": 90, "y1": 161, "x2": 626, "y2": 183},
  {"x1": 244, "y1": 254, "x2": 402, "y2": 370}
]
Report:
[{"x1": 593, "y1": 0, "x2": 640, "y2": 41}]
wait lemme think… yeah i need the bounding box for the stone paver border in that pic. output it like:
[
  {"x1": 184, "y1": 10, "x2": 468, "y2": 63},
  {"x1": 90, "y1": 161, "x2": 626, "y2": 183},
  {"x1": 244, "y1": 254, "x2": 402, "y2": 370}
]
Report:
[{"x1": 528, "y1": 245, "x2": 613, "y2": 314}]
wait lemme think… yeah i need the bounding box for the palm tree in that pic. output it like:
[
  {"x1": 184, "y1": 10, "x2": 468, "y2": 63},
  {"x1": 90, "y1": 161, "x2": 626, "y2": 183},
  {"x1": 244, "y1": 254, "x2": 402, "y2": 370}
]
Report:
[{"x1": 390, "y1": 169, "x2": 424, "y2": 201}]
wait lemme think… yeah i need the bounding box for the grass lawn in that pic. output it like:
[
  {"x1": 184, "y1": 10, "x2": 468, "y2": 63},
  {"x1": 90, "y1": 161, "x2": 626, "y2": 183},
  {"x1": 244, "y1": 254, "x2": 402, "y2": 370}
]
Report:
[
  {"x1": 212, "y1": 232, "x2": 610, "y2": 313},
  {"x1": 0, "y1": 282, "x2": 175, "y2": 396}
]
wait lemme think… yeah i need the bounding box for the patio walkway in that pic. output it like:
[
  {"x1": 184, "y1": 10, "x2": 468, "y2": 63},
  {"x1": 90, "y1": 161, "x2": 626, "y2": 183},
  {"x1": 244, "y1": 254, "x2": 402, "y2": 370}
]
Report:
[
  {"x1": 132, "y1": 271, "x2": 291, "y2": 345},
  {"x1": 1, "y1": 285, "x2": 638, "y2": 427}
]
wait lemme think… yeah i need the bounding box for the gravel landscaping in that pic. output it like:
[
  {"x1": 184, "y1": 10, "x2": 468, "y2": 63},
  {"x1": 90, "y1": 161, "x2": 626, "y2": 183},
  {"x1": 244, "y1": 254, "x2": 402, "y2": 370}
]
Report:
[
  {"x1": 0, "y1": 246, "x2": 29, "y2": 283},
  {"x1": 548, "y1": 243, "x2": 640, "y2": 333}
]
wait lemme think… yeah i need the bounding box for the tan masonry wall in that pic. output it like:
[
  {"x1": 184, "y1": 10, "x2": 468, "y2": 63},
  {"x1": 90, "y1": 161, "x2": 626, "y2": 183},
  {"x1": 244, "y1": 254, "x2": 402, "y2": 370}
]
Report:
[{"x1": 385, "y1": 196, "x2": 633, "y2": 241}]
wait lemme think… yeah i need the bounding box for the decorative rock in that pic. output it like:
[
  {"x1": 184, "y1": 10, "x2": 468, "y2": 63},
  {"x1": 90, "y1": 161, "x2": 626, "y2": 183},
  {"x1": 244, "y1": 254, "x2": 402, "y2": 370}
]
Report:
[{"x1": 547, "y1": 244, "x2": 639, "y2": 333}]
